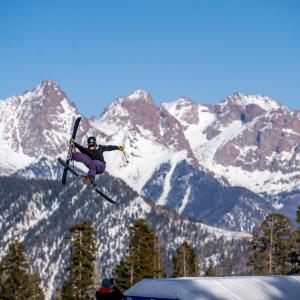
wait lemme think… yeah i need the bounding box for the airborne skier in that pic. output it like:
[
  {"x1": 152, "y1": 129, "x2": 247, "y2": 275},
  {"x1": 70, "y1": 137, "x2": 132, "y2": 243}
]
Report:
[{"x1": 71, "y1": 136, "x2": 123, "y2": 184}]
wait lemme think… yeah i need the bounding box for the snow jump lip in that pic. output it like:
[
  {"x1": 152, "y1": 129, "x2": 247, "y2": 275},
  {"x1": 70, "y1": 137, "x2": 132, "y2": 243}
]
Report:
[{"x1": 124, "y1": 276, "x2": 300, "y2": 300}]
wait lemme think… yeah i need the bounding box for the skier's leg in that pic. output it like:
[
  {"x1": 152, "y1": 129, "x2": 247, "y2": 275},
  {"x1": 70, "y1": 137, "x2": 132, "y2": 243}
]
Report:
[
  {"x1": 88, "y1": 160, "x2": 106, "y2": 178},
  {"x1": 72, "y1": 152, "x2": 92, "y2": 169},
  {"x1": 88, "y1": 160, "x2": 98, "y2": 179},
  {"x1": 73, "y1": 153, "x2": 95, "y2": 183},
  {"x1": 95, "y1": 161, "x2": 106, "y2": 175}
]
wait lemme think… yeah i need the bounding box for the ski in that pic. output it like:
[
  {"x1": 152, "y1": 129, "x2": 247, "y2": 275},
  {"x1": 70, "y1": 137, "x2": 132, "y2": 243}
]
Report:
[
  {"x1": 62, "y1": 117, "x2": 81, "y2": 185},
  {"x1": 58, "y1": 157, "x2": 116, "y2": 204}
]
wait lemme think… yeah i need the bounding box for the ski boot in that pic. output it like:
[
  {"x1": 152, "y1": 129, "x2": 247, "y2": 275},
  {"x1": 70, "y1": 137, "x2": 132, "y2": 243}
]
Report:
[{"x1": 83, "y1": 175, "x2": 94, "y2": 185}]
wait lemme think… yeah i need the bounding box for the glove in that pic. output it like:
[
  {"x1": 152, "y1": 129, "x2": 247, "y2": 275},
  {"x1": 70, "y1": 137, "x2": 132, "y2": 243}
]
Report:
[
  {"x1": 117, "y1": 146, "x2": 124, "y2": 151},
  {"x1": 69, "y1": 137, "x2": 75, "y2": 144}
]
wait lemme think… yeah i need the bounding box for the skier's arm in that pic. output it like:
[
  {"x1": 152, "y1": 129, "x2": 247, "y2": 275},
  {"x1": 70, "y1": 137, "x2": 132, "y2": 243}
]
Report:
[
  {"x1": 74, "y1": 142, "x2": 89, "y2": 154},
  {"x1": 101, "y1": 145, "x2": 123, "y2": 152}
]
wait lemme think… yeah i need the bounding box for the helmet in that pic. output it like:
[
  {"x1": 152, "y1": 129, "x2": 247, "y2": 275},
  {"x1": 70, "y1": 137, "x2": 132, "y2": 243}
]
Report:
[{"x1": 87, "y1": 136, "x2": 97, "y2": 146}]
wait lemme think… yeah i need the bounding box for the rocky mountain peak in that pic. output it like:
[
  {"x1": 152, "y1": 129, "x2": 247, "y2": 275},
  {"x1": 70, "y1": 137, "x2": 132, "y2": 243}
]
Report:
[
  {"x1": 220, "y1": 92, "x2": 285, "y2": 112},
  {"x1": 121, "y1": 89, "x2": 156, "y2": 112},
  {"x1": 162, "y1": 97, "x2": 207, "y2": 127},
  {"x1": 0, "y1": 81, "x2": 83, "y2": 173},
  {"x1": 98, "y1": 89, "x2": 158, "y2": 135},
  {"x1": 126, "y1": 89, "x2": 153, "y2": 102},
  {"x1": 167, "y1": 97, "x2": 194, "y2": 107}
]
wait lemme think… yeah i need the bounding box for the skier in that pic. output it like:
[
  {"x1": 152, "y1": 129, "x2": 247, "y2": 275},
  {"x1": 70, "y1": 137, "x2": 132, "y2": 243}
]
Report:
[{"x1": 71, "y1": 136, "x2": 123, "y2": 184}]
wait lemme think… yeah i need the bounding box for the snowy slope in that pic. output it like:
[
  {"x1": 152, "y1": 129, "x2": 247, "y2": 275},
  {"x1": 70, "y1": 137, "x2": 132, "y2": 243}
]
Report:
[
  {"x1": 91, "y1": 90, "x2": 195, "y2": 192},
  {"x1": 124, "y1": 276, "x2": 300, "y2": 300},
  {"x1": 0, "y1": 176, "x2": 251, "y2": 299},
  {"x1": 163, "y1": 98, "x2": 216, "y2": 151},
  {"x1": 13, "y1": 156, "x2": 63, "y2": 179},
  {"x1": 142, "y1": 159, "x2": 272, "y2": 232},
  {"x1": 219, "y1": 93, "x2": 286, "y2": 111},
  {"x1": 164, "y1": 93, "x2": 300, "y2": 195}
]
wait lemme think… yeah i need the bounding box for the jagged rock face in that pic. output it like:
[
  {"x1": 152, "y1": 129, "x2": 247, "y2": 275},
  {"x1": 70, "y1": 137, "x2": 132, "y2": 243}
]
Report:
[
  {"x1": 97, "y1": 91, "x2": 196, "y2": 162},
  {"x1": 242, "y1": 104, "x2": 265, "y2": 122},
  {"x1": 0, "y1": 80, "x2": 76, "y2": 156},
  {"x1": 165, "y1": 92, "x2": 300, "y2": 194},
  {"x1": 213, "y1": 108, "x2": 300, "y2": 173},
  {"x1": 0, "y1": 80, "x2": 105, "y2": 174},
  {"x1": 165, "y1": 97, "x2": 201, "y2": 125}
]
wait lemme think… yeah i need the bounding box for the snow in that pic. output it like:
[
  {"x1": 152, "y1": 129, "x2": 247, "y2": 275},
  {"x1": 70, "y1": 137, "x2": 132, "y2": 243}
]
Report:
[
  {"x1": 2, "y1": 83, "x2": 300, "y2": 200},
  {"x1": 273, "y1": 202, "x2": 284, "y2": 210},
  {"x1": 0, "y1": 81, "x2": 80, "y2": 175},
  {"x1": 196, "y1": 120, "x2": 244, "y2": 164},
  {"x1": 163, "y1": 100, "x2": 216, "y2": 151},
  {"x1": 157, "y1": 151, "x2": 187, "y2": 206},
  {"x1": 208, "y1": 164, "x2": 300, "y2": 195},
  {"x1": 220, "y1": 93, "x2": 286, "y2": 112},
  {"x1": 93, "y1": 107, "x2": 185, "y2": 193},
  {"x1": 1, "y1": 190, "x2": 62, "y2": 248},
  {"x1": 127, "y1": 89, "x2": 151, "y2": 101},
  {"x1": 178, "y1": 187, "x2": 191, "y2": 215},
  {"x1": 124, "y1": 276, "x2": 300, "y2": 300},
  {"x1": 163, "y1": 96, "x2": 295, "y2": 194},
  {"x1": 163, "y1": 93, "x2": 300, "y2": 195},
  {"x1": 0, "y1": 148, "x2": 35, "y2": 175},
  {"x1": 0, "y1": 95, "x2": 35, "y2": 174}
]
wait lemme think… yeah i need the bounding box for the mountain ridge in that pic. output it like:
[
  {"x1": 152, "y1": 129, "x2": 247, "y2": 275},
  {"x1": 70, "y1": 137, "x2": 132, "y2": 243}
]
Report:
[{"x1": 1, "y1": 80, "x2": 300, "y2": 231}]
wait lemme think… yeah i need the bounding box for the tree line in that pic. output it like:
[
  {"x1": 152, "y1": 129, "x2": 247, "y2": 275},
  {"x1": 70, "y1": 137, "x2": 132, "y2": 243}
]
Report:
[
  {"x1": 0, "y1": 207, "x2": 299, "y2": 299},
  {"x1": 248, "y1": 207, "x2": 300, "y2": 275}
]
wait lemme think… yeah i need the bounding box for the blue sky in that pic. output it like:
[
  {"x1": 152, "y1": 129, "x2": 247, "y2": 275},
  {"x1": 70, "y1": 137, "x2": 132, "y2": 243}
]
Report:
[{"x1": 0, "y1": 0, "x2": 299, "y2": 116}]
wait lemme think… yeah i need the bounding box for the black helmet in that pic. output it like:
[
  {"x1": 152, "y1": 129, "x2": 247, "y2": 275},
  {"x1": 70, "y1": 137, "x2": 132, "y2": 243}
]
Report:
[{"x1": 87, "y1": 136, "x2": 97, "y2": 146}]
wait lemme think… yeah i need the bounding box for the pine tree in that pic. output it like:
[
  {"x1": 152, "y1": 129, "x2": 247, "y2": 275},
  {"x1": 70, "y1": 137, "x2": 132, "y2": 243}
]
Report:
[
  {"x1": 128, "y1": 219, "x2": 155, "y2": 284},
  {"x1": 93, "y1": 257, "x2": 101, "y2": 291},
  {"x1": 28, "y1": 272, "x2": 44, "y2": 300},
  {"x1": 0, "y1": 240, "x2": 44, "y2": 300},
  {"x1": 55, "y1": 288, "x2": 62, "y2": 300},
  {"x1": 113, "y1": 259, "x2": 131, "y2": 292},
  {"x1": 248, "y1": 212, "x2": 292, "y2": 275},
  {"x1": 289, "y1": 206, "x2": 300, "y2": 274},
  {"x1": 205, "y1": 262, "x2": 216, "y2": 277},
  {"x1": 62, "y1": 220, "x2": 98, "y2": 300},
  {"x1": 153, "y1": 235, "x2": 165, "y2": 278},
  {"x1": 114, "y1": 219, "x2": 164, "y2": 291},
  {"x1": 172, "y1": 241, "x2": 197, "y2": 277},
  {"x1": 218, "y1": 253, "x2": 233, "y2": 276}
]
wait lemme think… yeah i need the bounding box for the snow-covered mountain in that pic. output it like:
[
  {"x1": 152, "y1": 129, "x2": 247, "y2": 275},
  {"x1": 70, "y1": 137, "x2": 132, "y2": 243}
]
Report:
[
  {"x1": 142, "y1": 160, "x2": 272, "y2": 232},
  {"x1": 1, "y1": 81, "x2": 300, "y2": 231},
  {"x1": 91, "y1": 89, "x2": 197, "y2": 191},
  {"x1": 3, "y1": 80, "x2": 300, "y2": 298},
  {"x1": 0, "y1": 80, "x2": 103, "y2": 175},
  {"x1": 0, "y1": 175, "x2": 251, "y2": 299},
  {"x1": 164, "y1": 93, "x2": 300, "y2": 195}
]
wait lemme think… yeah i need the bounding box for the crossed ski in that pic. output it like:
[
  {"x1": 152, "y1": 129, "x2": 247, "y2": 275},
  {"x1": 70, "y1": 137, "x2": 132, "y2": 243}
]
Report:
[{"x1": 58, "y1": 157, "x2": 116, "y2": 204}]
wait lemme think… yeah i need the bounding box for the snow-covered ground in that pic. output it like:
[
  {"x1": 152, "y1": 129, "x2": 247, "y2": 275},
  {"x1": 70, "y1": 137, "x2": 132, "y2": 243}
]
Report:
[{"x1": 124, "y1": 276, "x2": 300, "y2": 300}]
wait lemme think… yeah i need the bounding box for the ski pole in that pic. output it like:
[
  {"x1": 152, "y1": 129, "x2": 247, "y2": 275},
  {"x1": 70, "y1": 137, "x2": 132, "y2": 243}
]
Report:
[{"x1": 122, "y1": 150, "x2": 129, "y2": 164}]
